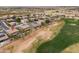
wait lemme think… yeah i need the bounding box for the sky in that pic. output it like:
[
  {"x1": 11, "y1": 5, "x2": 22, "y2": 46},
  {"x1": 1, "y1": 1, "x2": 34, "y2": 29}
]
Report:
[{"x1": 0, "y1": 0, "x2": 79, "y2": 6}]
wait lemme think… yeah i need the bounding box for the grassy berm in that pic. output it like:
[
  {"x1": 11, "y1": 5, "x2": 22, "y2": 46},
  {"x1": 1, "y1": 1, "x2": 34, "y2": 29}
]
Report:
[{"x1": 37, "y1": 19, "x2": 79, "y2": 53}]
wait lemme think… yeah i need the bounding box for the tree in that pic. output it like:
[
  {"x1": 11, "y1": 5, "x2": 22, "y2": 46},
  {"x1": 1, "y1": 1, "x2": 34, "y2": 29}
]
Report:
[
  {"x1": 45, "y1": 19, "x2": 50, "y2": 24},
  {"x1": 16, "y1": 18, "x2": 21, "y2": 23}
]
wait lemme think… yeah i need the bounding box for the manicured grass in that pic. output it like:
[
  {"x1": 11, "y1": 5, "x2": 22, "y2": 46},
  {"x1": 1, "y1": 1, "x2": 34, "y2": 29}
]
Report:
[
  {"x1": 63, "y1": 18, "x2": 79, "y2": 25},
  {"x1": 37, "y1": 19, "x2": 79, "y2": 53}
]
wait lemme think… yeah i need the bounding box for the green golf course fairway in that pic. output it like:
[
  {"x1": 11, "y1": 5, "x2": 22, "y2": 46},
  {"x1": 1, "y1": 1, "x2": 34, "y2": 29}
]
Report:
[{"x1": 36, "y1": 19, "x2": 79, "y2": 53}]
